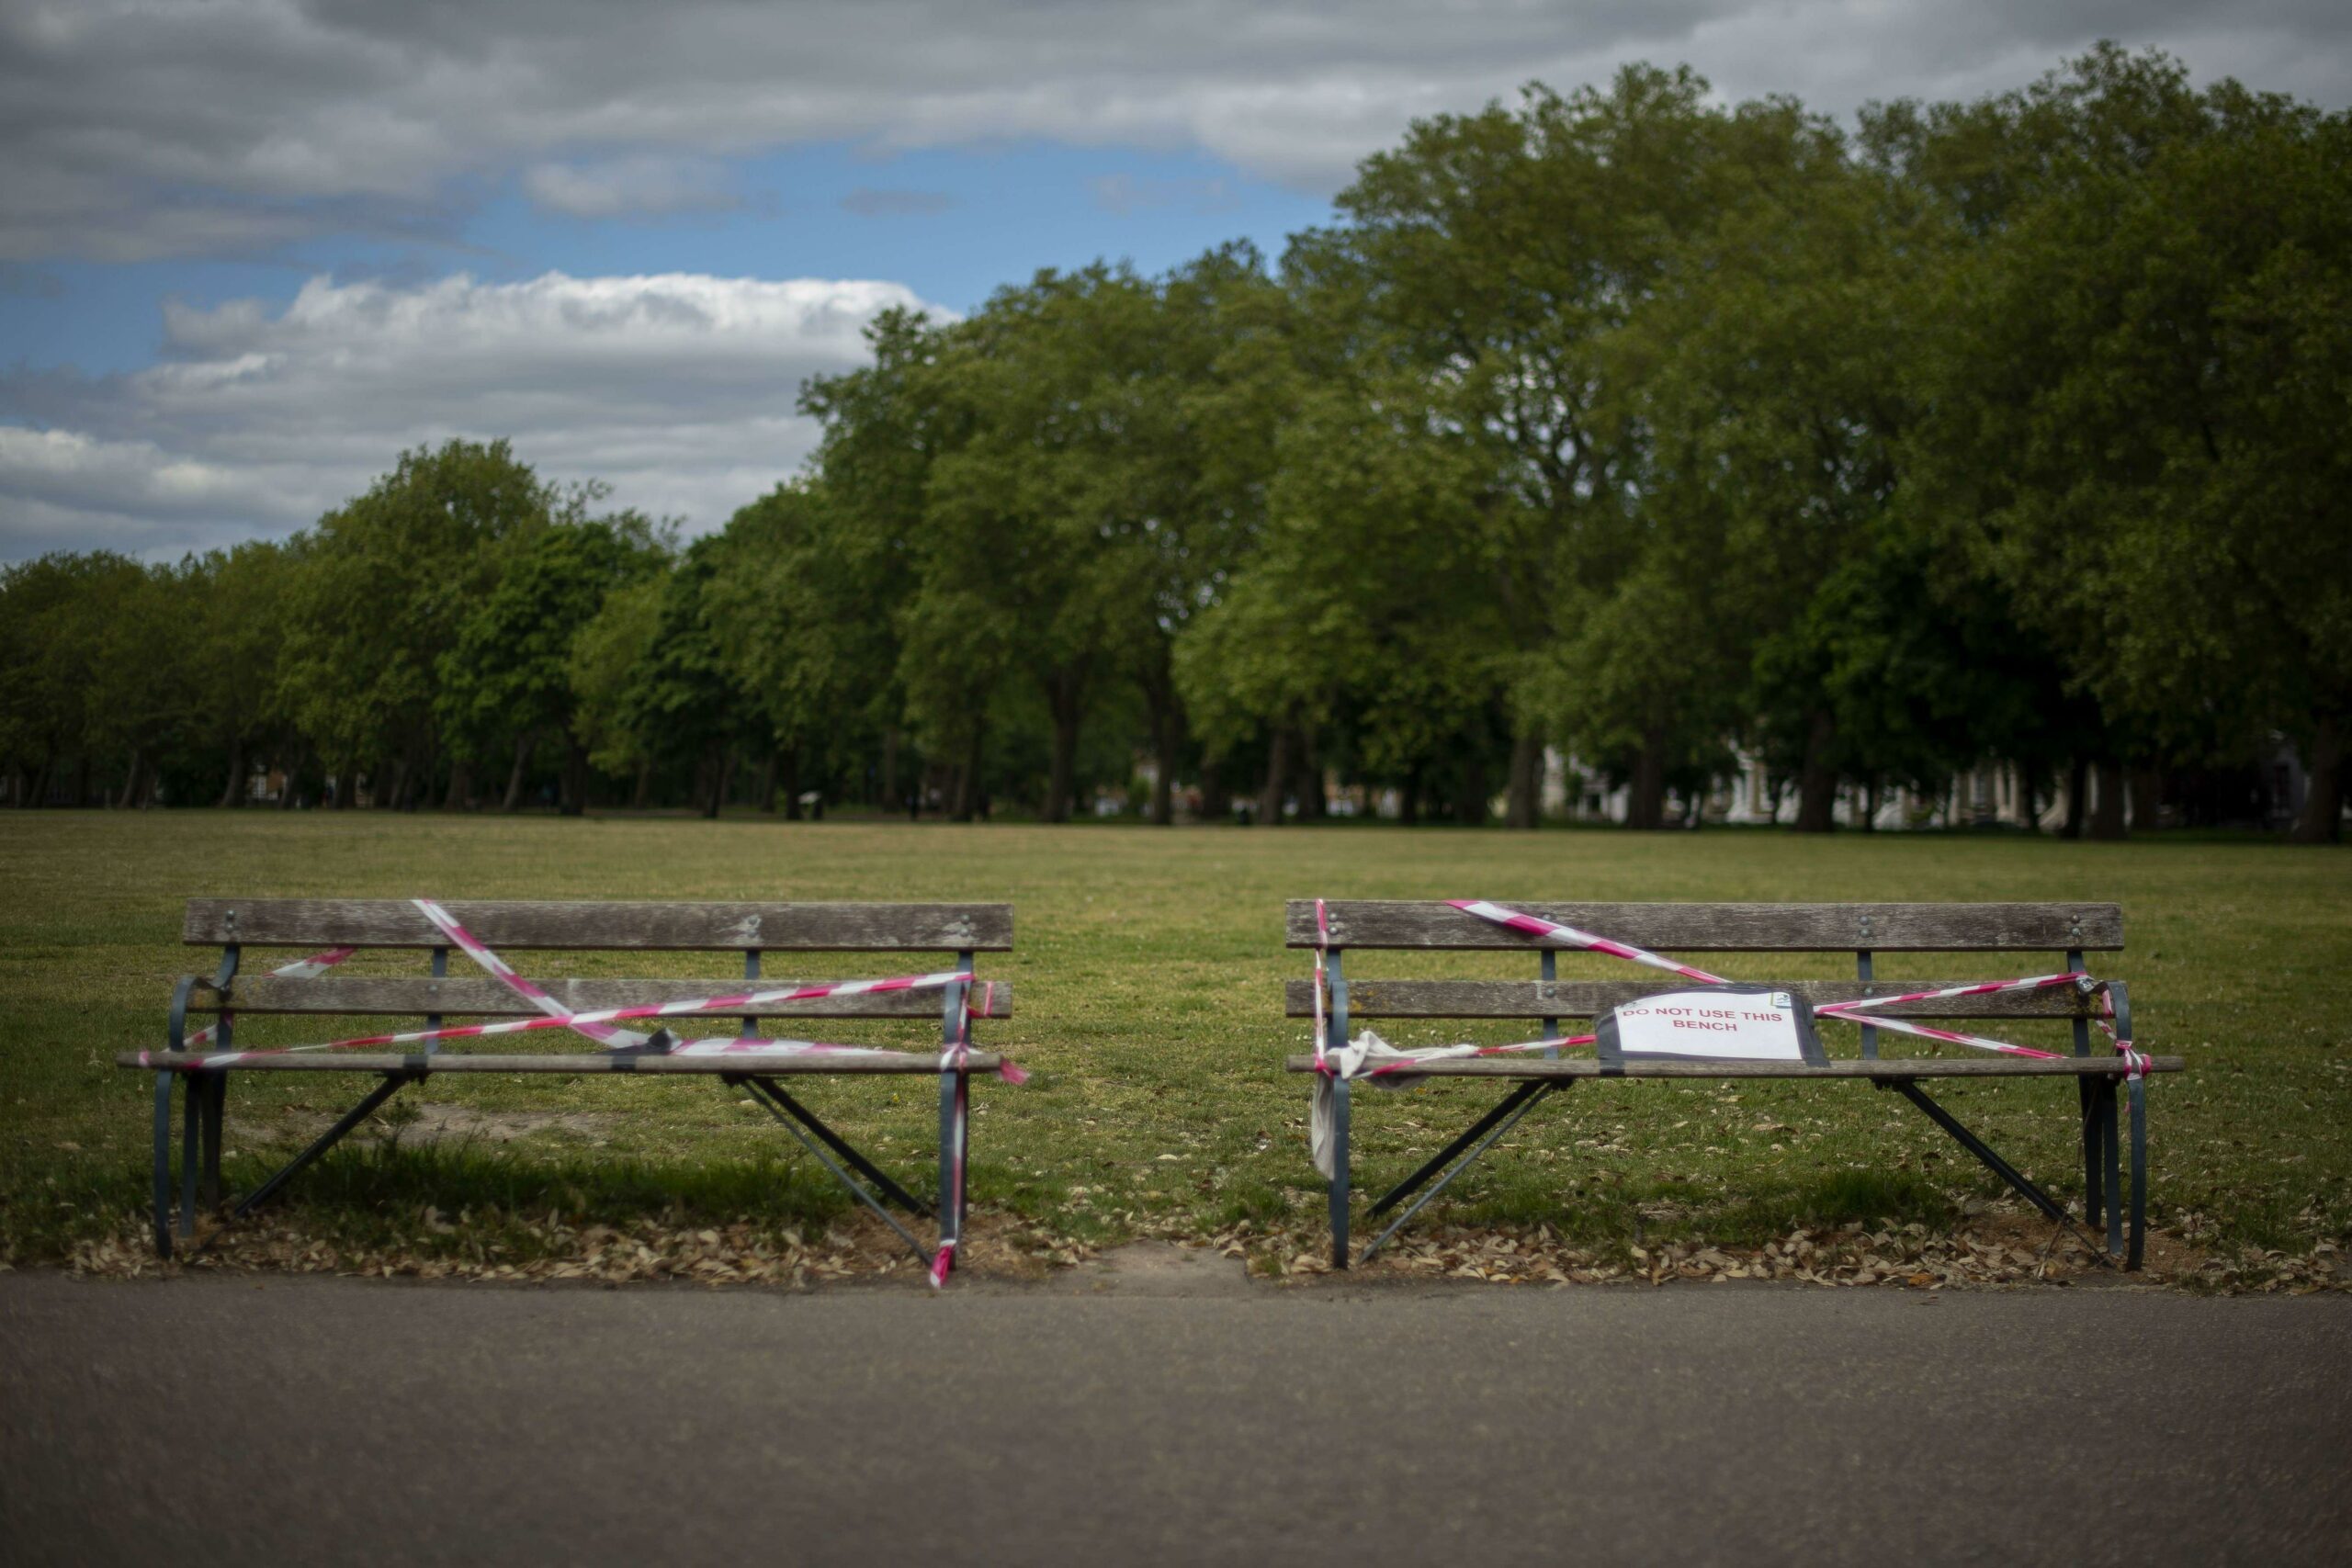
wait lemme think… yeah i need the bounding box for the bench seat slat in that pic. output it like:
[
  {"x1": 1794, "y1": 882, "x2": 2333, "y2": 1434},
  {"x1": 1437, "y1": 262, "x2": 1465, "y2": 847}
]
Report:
[
  {"x1": 1282, "y1": 1053, "x2": 2179, "y2": 1078},
  {"x1": 1283, "y1": 978, "x2": 2098, "y2": 1021},
  {"x1": 1284, "y1": 900, "x2": 2123, "y2": 953},
  {"x1": 184, "y1": 899, "x2": 1013, "y2": 952},
  {"x1": 202, "y1": 976, "x2": 1012, "y2": 1020},
  {"x1": 121, "y1": 1051, "x2": 1001, "y2": 1076}
]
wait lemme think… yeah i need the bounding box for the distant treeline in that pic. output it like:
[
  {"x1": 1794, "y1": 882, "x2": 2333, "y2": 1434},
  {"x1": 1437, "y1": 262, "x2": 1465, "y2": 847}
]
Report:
[{"x1": 4, "y1": 48, "x2": 2346, "y2": 838}]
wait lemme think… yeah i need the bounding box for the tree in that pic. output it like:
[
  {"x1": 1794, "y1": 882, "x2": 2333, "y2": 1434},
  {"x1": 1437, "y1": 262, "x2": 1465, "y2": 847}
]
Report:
[
  {"x1": 437, "y1": 510, "x2": 665, "y2": 813},
  {"x1": 1908, "y1": 48, "x2": 2352, "y2": 839},
  {"x1": 278, "y1": 439, "x2": 558, "y2": 807},
  {"x1": 1283, "y1": 67, "x2": 1741, "y2": 828}
]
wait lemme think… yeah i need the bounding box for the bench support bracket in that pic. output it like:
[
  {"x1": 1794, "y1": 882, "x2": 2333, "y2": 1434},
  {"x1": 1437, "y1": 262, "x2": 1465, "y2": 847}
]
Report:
[
  {"x1": 1354, "y1": 1080, "x2": 1566, "y2": 1268},
  {"x1": 728, "y1": 1073, "x2": 937, "y2": 1269}
]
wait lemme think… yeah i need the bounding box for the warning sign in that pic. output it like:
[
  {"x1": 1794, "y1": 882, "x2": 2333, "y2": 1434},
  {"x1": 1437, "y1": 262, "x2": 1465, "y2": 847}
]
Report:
[{"x1": 1600, "y1": 988, "x2": 1821, "y2": 1063}]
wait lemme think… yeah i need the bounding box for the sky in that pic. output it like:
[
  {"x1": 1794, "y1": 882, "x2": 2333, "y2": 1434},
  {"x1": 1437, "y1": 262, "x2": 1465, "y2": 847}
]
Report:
[{"x1": 3, "y1": 1, "x2": 2346, "y2": 562}]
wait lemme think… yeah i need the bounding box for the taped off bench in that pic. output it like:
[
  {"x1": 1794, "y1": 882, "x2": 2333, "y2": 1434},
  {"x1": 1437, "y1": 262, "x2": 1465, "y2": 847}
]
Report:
[
  {"x1": 121, "y1": 898, "x2": 1014, "y2": 1282},
  {"x1": 1284, "y1": 900, "x2": 2180, "y2": 1270}
]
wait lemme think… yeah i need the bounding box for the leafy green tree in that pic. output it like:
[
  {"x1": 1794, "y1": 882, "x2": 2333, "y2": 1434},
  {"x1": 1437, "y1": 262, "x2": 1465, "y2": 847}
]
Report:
[
  {"x1": 277, "y1": 439, "x2": 558, "y2": 807},
  {"x1": 1283, "y1": 67, "x2": 1741, "y2": 827},
  {"x1": 437, "y1": 510, "x2": 666, "y2": 812},
  {"x1": 1907, "y1": 48, "x2": 2352, "y2": 839}
]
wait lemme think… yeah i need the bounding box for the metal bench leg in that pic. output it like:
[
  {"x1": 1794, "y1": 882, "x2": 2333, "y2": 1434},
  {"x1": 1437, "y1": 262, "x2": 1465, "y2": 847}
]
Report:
[
  {"x1": 197, "y1": 1072, "x2": 227, "y2": 1211},
  {"x1": 2099, "y1": 1077, "x2": 2123, "y2": 1257},
  {"x1": 179, "y1": 1067, "x2": 201, "y2": 1240},
  {"x1": 938, "y1": 1066, "x2": 967, "y2": 1255},
  {"x1": 151, "y1": 1072, "x2": 176, "y2": 1259},
  {"x1": 1328, "y1": 1077, "x2": 1351, "y2": 1269},
  {"x1": 2127, "y1": 1075, "x2": 2147, "y2": 1270},
  {"x1": 2077, "y1": 1077, "x2": 2104, "y2": 1229}
]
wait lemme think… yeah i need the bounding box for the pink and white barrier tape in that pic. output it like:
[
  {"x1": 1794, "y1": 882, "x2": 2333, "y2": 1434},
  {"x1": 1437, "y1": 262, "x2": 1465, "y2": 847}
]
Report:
[
  {"x1": 180, "y1": 945, "x2": 357, "y2": 1050},
  {"x1": 415, "y1": 898, "x2": 653, "y2": 1050},
  {"x1": 1315, "y1": 900, "x2": 2155, "y2": 1081},
  {"x1": 149, "y1": 909, "x2": 1022, "y2": 1081}
]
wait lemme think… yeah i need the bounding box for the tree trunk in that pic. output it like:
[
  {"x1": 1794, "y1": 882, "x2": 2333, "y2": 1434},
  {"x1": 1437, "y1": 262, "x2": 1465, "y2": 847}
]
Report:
[
  {"x1": 697, "y1": 745, "x2": 724, "y2": 819},
  {"x1": 115, "y1": 749, "x2": 143, "y2": 809},
  {"x1": 1400, "y1": 761, "x2": 1423, "y2": 826},
  {"x1": 1043, "y1": 666, "x2": 1084, "y2": 824},
  {"x1": 1858, "y1": 776, "x2": 1882, "y2": 832},
  {"x1": 1626, "y1": 734, "x2": 1668, "y2": 830},
  {"x1": 952, "y1": 728, "x2": 983, "y2": 822},
  {"x1": 502, "y1": 734, "x2": 534, "y2": 812},
  {"x1": 1453, "y1": 750, "x2": 1490, "y2": 827},
  {"x1": 1259, "y1": 728, "x2": 1293, "y2": 825},
  {"x1": 1793, "y1": 711, "x2": 1838, "y2": 833},
  {"x1": 880, "y1": 728, "x2": 899, "y2": 810},
  {"x1": 441, "y1": 758, "x2": 472, "y2": 812},
  {"x1": 755, "y1": 750, "x2": 779, "y2": 815},
  {"x1": 1505, "y1": 730, "x2": 1543, "y2": 829},
  {"x1": 1148, "y1": 696, "x2": 1181, "y2": 826},
  {"x1": 217, "y1": 736, "x2": 244, "y2": 808},
  {"x1": 1199, "y1": 760, "x2": 1232, "y2": 823},
  {"x1": 780, "y1": 750, "x2": 802, "y2": 821},
  {"x1": 2087, "y1": 761, "x2": 2127, "y2": 840},
  {"x1": 1298, "y1": 729, "x2": 1328, "y2": 820},
  {"x1": 631, "y1": 758, "x2": 653, "y2": 810},
  {"x1": 2292, "y1": 721, "x2": 2343, "y2": 844},
  {"x1": 559, "y1": 736, "x2": 587, "y2": 817}
]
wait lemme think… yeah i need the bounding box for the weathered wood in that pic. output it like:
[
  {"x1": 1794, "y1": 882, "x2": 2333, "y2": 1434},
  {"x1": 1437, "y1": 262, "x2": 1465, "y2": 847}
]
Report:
[
  {"x1": 185, "y1": 899, "x2": 1013, "y2": 952},
  {"x1": 1281, "y1": 1053, "x2": 2181, "y2": 1078},
  {"x1": 203, "y1": 976, "x2": 1012, "y2": 1021},
  {"x1": 1284, "y1": 978, "x2": 2097, "y2": 1021},
  {"x1": 1284, "y1": 900, "x2": 2123, "y2": 952},
  {"x1": 120, "y1": 1051, "x2": 1000, "y2": 1076}
]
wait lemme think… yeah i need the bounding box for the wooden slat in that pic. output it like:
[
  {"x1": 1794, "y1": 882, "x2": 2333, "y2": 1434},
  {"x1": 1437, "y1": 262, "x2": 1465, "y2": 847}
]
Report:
[
  {"x1": 1282, "y1": 1053, "x2": 2181, "y2": 1078},
  {"x1": 119, "y1": 1051, "x2": 1000, "y2": 1076},
  {"x1": 185, "y1": 899, "x2": 1013, "y2": 952},
  {"x1": 1284, "y1": 978, "x2": 2096, "y2": 1021},
  {"x1": 203, "y1": 976, "x2": 1011, "y2": 1021},
  {"x1": 1284, "y1": 901, "x2": 2123, "y2": 952}
]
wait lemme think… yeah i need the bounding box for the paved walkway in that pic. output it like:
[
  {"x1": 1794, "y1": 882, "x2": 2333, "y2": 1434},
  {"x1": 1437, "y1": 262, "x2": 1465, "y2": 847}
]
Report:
[{"x1": 4, "y1": 1256, "x2": 2346, "y2": 1564}]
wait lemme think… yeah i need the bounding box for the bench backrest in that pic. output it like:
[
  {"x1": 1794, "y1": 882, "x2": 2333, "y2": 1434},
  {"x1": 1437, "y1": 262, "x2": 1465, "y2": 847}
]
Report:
[
  {"x1": 183, "y1": 898, "x2": 1013, "y2": 1023},
  {"x1": 1284, "y1": 901, "x2": 2119, "y2": 1041}
]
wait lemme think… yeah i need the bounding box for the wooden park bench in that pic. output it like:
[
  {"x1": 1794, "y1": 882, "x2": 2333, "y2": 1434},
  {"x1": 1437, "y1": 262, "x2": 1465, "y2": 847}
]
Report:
[
  {"x1": 121, "y1": 898, "x2": 1013, "y2": 1277},
  {"x1": 1286, "y1": 900, "x2": 2181, "y2": 1271}
]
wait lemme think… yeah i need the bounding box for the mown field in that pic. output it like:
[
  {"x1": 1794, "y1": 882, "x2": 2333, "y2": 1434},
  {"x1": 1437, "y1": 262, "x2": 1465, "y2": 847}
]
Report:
[{"x1": 2, "y1": 812, "x2": 2346, "y2": 1274}]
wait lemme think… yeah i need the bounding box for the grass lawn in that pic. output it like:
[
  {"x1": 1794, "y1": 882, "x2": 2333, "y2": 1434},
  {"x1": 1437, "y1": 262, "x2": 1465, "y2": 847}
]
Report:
[{"x1": 2, "y1": 811, "x2": 2346, "y2": 1275}]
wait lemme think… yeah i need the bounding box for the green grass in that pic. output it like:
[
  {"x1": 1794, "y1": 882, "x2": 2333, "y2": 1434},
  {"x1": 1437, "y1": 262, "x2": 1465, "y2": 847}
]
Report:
[{"x1": 2, "y1": 811, "x2": 2346, "y2": 1265}]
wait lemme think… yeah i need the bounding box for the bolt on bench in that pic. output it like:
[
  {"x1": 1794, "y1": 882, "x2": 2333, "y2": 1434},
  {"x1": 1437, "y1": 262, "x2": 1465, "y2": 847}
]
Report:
[
  {"x1": 121, "y1": 898, "x2": 1013, "y2": 1278},
  {"x1": 1285, "y1": 900, "x2": 2181, "y2": 1271}
]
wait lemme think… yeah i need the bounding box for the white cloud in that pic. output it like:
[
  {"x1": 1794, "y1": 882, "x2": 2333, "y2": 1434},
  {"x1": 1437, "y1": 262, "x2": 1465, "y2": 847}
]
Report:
[
  {"x1": 0, "y1": 271, "x2": 950, "y2": 558},
  {"x1": 3, "y1": 0, "x2": 2344, "y2": 261}
]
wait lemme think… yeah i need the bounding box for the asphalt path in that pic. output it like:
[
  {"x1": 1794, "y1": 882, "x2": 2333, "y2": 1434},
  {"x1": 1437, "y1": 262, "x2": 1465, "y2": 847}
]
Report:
[{"x1": 3, "y1": 1258, "x2": 2346, "y2": 1565}]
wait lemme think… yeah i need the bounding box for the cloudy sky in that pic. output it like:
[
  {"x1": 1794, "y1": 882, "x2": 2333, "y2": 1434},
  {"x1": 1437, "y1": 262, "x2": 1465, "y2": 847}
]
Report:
[{"x1": 3, "y1": 1, "x2": 2345, "y2": 561}]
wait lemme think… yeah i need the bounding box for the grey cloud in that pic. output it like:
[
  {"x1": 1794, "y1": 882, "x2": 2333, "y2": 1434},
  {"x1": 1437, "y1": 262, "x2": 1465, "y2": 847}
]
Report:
[
  {"x1": 840, "y1": 187, "x2": 958, "y2": 217},
  {"x1": 0, "y1": 271, "x2": 951, "y2": 559},
  {"x1": 6, "y1": 1, "x2": 2345, "y2": 262}
]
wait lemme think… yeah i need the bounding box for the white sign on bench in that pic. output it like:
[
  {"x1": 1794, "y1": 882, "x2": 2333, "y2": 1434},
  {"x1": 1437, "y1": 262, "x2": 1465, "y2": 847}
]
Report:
[{"x1": 1596, "y1": 987, "x2": 1825, "y2": 1065}]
